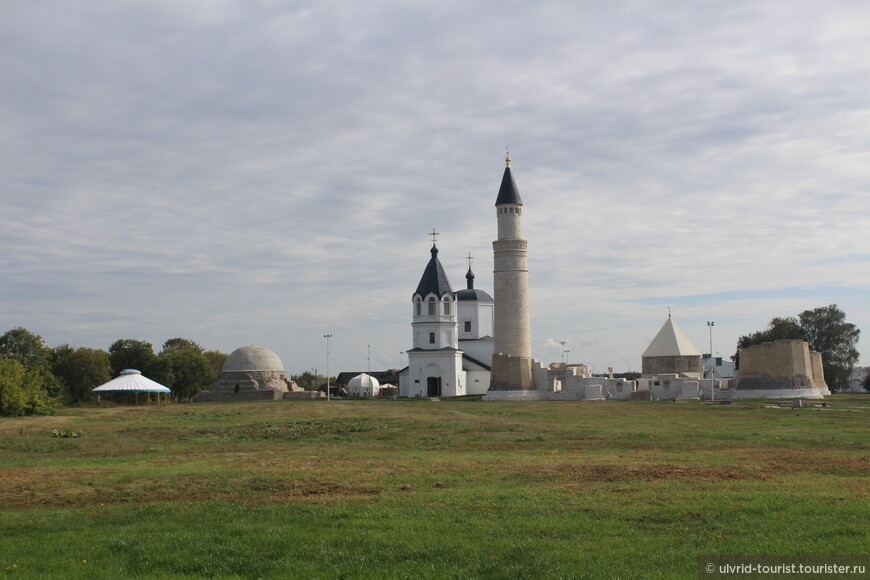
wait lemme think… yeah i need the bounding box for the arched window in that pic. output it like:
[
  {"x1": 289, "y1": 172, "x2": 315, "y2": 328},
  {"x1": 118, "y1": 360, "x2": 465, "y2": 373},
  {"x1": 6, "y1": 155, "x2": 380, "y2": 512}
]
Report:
[
  {"x1": 443, "y1": 298, "x2": 450, "y2": 315},
  {"x1": 414, "y1": 298, "x2": 421, "y2": 316},
  {"x1": 428, "y1": 297, "x2": 436, "y2": 315}
]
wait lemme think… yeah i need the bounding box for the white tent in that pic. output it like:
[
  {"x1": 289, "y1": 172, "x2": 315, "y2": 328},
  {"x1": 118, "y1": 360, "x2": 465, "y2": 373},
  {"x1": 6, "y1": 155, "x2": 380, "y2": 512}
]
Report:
[
  {"x1": 348, "y1": 373, "x2": 380, "y2": 397},
  {"x1": 92, "y1": 369, "x2": 171, "y2": 404}
]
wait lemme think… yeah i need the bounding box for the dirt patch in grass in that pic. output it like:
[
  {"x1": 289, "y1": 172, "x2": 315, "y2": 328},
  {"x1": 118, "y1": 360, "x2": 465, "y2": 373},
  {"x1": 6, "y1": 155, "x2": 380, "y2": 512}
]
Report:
[
  {"x1": 0, "y1": 468, "x2": 110, "y2": 508},
  {"x1": 0, "y1": 466, "x2": 384, "y2": 509},
  {"x1": 523, "y1": 462, "x2": 757, "y2": 485},
  {"x1": 731, "y1": 448, "x2": 870, "y2": 478}
]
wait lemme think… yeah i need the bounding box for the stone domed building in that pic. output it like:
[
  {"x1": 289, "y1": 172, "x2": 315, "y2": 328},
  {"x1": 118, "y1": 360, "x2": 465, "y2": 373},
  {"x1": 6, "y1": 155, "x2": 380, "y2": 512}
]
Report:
[{"x1": 197, "y1": 345, "x2": 302, "y2": 402}]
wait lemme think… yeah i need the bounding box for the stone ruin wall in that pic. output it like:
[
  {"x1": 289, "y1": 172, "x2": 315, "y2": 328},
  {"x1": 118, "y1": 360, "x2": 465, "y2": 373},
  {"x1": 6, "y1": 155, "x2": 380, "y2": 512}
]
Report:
[
  {"x1": 211, "y1": 370, "x2": 297, "y2": 394},
  {"x1": 197, "y1": 370, "x2": 304, "y2": 402},
  {"x1": 641, "y1": 355, "x2": 702, "y2": 376},
  {"x1": 735, "y1": 339, "x2": 829, "y2": 396}
]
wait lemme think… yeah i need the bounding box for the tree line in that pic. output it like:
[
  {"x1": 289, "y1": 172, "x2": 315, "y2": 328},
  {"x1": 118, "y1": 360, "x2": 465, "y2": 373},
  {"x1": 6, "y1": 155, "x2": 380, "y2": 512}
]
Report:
[{"x1": 0, "y1": 328, "x2": 228, "y2": 416}]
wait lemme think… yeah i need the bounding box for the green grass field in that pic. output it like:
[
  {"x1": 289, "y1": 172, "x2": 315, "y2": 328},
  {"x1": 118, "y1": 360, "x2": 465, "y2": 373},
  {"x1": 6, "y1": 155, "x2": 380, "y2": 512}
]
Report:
[{"x1": 1, "y1": 396, "x2": 868, "y2": 579}]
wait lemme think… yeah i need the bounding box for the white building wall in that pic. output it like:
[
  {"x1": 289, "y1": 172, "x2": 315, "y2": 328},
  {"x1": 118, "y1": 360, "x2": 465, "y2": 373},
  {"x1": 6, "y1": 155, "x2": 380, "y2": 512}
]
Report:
[
  {"x1": 407, "y1": 350, "x2": 464, "y2": 398},
  {"x1": 465, "y1": 370, "x2": 490, "y2": 395},
  {"x1": 459, "y1": 338, "x2": 494, "y2": 366}
]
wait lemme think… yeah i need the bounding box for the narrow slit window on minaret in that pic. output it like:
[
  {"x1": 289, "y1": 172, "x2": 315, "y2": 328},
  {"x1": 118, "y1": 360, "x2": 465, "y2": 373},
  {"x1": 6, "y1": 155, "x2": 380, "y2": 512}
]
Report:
[{"x1": 429, "y1": 332, "x2": 435, "y2": 344}]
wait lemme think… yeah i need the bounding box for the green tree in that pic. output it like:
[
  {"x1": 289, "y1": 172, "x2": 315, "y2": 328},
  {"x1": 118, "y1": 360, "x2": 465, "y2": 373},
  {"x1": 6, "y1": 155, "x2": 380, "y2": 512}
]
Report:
[
  {"x1": 202, "y1": 350, "x2": 228, "y2": 384},
  {"x1": 161, "y1": 338, "x2": 204, "y2": 354},
  {"x1": 0, "y1": 358, "x2": 55, "y2": 416},
  {"x1": 0, "y1": 327, "x2": 64, "y2": 404},
  {"x1": 292, "y1": 371, "x2": 319, "y2": 391},
  {"x1": 51, "y1": 345, "x2": 111, "y2": 403},
  {"x1": 161, "y1": 350, "x2": 211, "y2": 402},
  {"x1": 108, "y1": 339, "x2": 156, "y2": 377},
  {"x1": 0, "y1": 327, "x2": 50, "y2": 369},
  {"x1": 798, "y1": 305, "x2": 860, "y2": 393}
]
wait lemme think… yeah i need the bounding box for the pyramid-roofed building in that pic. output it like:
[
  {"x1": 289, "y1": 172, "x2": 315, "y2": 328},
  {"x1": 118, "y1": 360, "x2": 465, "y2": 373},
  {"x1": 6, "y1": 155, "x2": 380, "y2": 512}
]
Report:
[{"x1": 641, "y1": 315, "x2": 702, "y2": 376}]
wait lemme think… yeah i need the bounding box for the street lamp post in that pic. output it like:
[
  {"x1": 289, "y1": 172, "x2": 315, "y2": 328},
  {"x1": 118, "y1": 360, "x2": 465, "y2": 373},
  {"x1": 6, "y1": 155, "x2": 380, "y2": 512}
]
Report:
[
  {"x1": 323, "y1": 334, "x2": 332, "y2": 401},
  {"x1": 706, "y1": 321, "x2": 715, "y2": 401}
]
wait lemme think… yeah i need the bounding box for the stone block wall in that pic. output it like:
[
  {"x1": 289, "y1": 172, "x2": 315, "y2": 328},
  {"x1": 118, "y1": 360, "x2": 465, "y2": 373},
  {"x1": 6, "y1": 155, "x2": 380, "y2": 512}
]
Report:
[
  {"x1": 810, "y1": 351, "x2": 828, "y2": 391},
  {"x1": 490, "y1": 353, "x2": 534, "y2": 390},
  {"x1": 736, "y1": 339, "x2": 828, "y2": 392},
  {"x1": 211, "y1": 370, "x2": 294, "y2": 394},
  {"x1": 197, "y1": 389, "x2": 283, "y2": 402},
  {"x1": 739, "y1": 340, "x2": 812, "y2": 380},
  {"x1": 642, "y1": 355, "x2": 702, "y2": 376}
]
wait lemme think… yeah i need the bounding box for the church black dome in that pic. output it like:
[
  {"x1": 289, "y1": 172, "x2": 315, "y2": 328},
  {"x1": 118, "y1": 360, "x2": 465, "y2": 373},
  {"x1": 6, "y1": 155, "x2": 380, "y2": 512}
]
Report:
[{"x1": 456, "y1": 288, "x2": 493, "y2": 302}]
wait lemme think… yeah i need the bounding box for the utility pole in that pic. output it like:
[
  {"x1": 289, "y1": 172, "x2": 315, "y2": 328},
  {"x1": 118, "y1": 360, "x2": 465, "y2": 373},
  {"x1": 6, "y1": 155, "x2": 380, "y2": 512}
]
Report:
[
  {"x1": 323, "y1": 334, "x2": 332, "y2": 401},
  {"x1": 706, "y1": 321, "x2": 715, "y2": 401}
]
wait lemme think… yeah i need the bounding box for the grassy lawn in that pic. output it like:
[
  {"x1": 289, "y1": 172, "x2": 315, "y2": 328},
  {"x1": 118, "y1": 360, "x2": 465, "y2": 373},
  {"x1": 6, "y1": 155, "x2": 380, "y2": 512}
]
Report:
[{"x1": 1, "y1": 395, "x2": 868, "y2": 579}]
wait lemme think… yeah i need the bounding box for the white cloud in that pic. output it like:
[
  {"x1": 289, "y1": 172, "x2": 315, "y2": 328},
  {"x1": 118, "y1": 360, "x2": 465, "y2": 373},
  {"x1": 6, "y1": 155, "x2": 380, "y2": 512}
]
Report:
[{"x1": 1, "y1": 1, "x2": 869, "y2": 373}]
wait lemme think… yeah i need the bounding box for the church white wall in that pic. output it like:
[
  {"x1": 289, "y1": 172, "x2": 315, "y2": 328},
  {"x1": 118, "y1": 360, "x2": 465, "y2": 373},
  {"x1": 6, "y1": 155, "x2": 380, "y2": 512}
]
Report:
[
  {"x1": 458, "y1": 301, "x2": 494, "y2": 340},
  {"x1": 465, "y1": 370, "x2": 490, "y2": 395},
  {"x1": 459, "y1": 338, "x2": 494, "y2": 366},
  {"x1": 407, "y1": 350, "x2": 464, "y2": 397},
  {"x1": 478, "y1": 305, "x2": 493, "y2": 337}
]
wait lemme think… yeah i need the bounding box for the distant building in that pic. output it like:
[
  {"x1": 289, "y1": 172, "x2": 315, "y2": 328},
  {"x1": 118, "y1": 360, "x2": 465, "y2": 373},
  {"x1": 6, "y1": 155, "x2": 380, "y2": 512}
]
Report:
[
  {"x1": 336, "y1": 370, "x2": 399, "y2": 390},
  {"x1": 641, "y1": 315, "x2": 702, "y2": 377},
  {"x1": 347, "y1": 373, "x2": 380, "y2": 398},
  {"x1": 847, "y1": 367, "x2": 868, "y2": 393},
  {"x1": 198, "y1": 345, "x2": 310, "y2": 402},
  {"x1": 399, "y1": 241, "x2": 494, "y2": 398},
  {"x1": 702, "y1": 354, "x2": 735, "y2": 380}
]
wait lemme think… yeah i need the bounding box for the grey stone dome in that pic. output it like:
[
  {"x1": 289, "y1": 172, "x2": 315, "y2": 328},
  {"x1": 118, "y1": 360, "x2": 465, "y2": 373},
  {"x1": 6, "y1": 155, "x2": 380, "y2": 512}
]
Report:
[{"x1": 222, "y1": 346, "x2": 285, "y2": 372}]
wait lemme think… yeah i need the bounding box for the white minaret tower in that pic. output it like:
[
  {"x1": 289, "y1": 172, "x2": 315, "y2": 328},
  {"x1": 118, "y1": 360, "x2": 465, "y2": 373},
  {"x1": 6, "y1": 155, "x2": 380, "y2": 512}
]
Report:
[{"x1": 490, "y1": 152, "x2": 535, "y2": 390}]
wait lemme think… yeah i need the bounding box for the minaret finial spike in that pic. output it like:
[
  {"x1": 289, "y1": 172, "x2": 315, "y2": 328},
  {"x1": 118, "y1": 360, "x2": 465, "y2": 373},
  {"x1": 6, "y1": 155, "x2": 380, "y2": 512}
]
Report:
[
  {"x1": 505, "y1": 146, "x2": 511, "y2": 167},
  {"x1": 668, "y1": 306, "x2": 671, "y2": 318}
]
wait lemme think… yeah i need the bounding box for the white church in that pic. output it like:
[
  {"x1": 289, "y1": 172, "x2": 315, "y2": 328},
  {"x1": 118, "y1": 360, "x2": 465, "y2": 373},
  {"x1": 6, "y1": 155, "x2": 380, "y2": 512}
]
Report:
[{"x1": 398, "y1": 242, "x2": 494, "y2": 397}]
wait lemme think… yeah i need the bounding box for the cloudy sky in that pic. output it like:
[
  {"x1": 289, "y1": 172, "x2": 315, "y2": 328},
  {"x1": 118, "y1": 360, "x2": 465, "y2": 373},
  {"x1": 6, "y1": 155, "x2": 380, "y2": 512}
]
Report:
[{"x1": 2, "y1": 1, "x2": 869, "y2": 376}]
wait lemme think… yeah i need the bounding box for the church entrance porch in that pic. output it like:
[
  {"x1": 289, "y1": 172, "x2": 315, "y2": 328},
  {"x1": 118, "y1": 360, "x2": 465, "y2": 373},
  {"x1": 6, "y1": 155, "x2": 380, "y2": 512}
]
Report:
[{"x1": 427, "y1": 376, "x2": 442, "y2": 397}]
